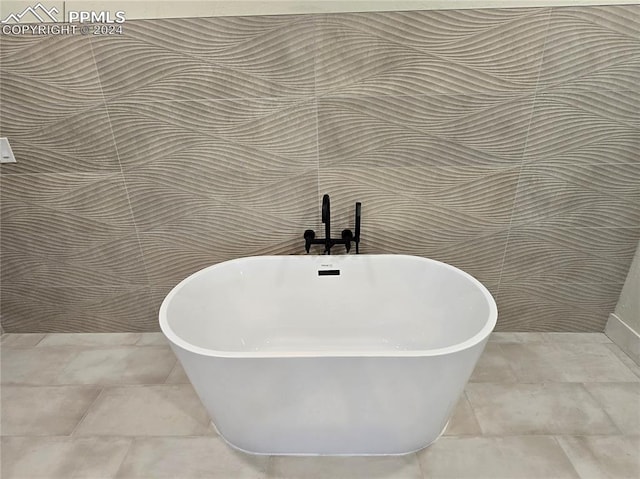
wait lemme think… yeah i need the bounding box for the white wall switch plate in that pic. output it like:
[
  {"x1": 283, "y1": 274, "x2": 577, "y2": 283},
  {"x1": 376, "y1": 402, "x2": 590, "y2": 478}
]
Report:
[{"x1": 0, "y1": 137, "x2": 16, "y2": 163}]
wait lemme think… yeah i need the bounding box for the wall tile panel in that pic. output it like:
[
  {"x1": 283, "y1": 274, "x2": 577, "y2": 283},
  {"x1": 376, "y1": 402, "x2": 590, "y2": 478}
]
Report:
[
  {"x1": 500, "y1": 227, "x2": 640, "y2": 284},
  {"x1": 511, "y1": 163, "x2": 640, "y2": 228},
  {"x1": 537, "y1": 6, "x2": 640, "y2": 91},
  {"x1": 496, "y1": 281, "x2": 623, "y2": 332},
  {"x1": 90, "y1": 16, "x2": 317, "y2": 101},
  {"x1": 317, "y1": 94, "x2": 536, "y2": 168},
  {"x1": 1, "y1": 286, "x2": 158, "y2": 333},
  {"x1": 314, "y1": 9, "x2": 550, "y2": 95},
  {"x1": 522, "y1": 89, "x2": 640, "y2": 164}
]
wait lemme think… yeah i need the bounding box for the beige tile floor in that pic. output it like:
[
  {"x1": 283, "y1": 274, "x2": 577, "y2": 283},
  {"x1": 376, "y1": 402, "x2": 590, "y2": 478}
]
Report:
[{"x1": 1, "y1": 332, "x2": 639, "y2": 479}]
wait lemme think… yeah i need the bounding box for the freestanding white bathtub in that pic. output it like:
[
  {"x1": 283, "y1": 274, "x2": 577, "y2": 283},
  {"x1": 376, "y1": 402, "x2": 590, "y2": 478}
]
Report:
[{"x1": 159, "y1": 254, "x2": 497, "y2": 455}]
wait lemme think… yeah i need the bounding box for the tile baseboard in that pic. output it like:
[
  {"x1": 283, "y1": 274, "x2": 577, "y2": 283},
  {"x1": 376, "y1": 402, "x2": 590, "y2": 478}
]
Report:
[{"x1": 605, "y1": 313, "x2": 640, "y2": 366}]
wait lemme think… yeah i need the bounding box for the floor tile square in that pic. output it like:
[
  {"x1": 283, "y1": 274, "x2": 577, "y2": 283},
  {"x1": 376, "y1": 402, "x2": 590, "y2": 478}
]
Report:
[
  {"x1": 74, "y1": 385, "x2": 214, "y2": 436},
  {"x1": 136, "y1": 332, "x2": 168, "y2": 346},
  {"x1": 1, "y1": 348, "x2": 77, "y2": 385},
  {"x1": 489, "y1": 332, "x2": 547, "y2": 343},
  {"x1": 465, "y1": 383, "x2": 619, "y2": 435},
  {"x1": 1, "y1": 386, "x2": 100, "y2": 436},
  {"x1": 417, "y1": 436, "x2": 579, "y2": 479},
  {"x1": 268, "y1": 453, "x2": 422, "y2": 479},
  {"x1": 556, "y1": 435, "x2": 640, "y2": 479},
  {"x1": 1, "y1": 436, "x2": 131, "y2": 479},
  {"x1": 444, "y1": 393, "x2": 481, "y2": 436},
  {"x1": 499, "y1": 342, "x2": 638, "y2": 382},
  {"x1": 56, "y1": 347, "x2": 176, "y2": 385},
  {"x1": 1, "y1": 333, "x2": 46, "y2": 348},
  {"x1": 583, "y1": 382, "x2": 640, "y2": 435},
  {"x1": 469, "y1": 343, "x2": 518, "y2": 382},
  {"x1": 543, "y1": 333, "x2": 612, "y2": 343},
  {"x1": 116, "y1": 437, "x2": 267, "y2": 478}
]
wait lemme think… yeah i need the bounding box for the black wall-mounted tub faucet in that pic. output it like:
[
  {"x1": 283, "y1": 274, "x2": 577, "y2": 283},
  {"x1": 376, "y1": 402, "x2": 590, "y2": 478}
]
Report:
[{"x1": 304, "y1": 194, "x2": 361, "y2": 255}]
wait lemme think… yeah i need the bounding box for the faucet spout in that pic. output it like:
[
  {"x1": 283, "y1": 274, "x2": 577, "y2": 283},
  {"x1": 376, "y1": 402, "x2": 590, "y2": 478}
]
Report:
[{"x1": 303, "y1": 194, "x2": 360, "y2": 255}]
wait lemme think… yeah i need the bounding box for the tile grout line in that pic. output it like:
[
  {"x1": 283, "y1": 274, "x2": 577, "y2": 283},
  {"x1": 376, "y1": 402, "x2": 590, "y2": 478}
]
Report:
[
  {"x1": 163, "y1": 358, "x2": 181, "y2": 384},
  {"x1": 264, "y1": 454, "x2": 275, "y2": 478},
  {"x1": 32, "y1": 333, "x2": 48, "y2": 347},
  {"x1": 578, "y1": 382, "x2": 627, "y2": 436},
  {"x1": 462, "y1": 388, "x2": 489, "y2": 437},
  {"x1": 86, "y1": 37, "x2": 154, "y2": 295},
  {"x1": 69, "y1": 386, "x2": 105, "y2": 437},
  {"x1": 416, "y1": 448, "x2": 427, "y2": 479},
  {"x1": 598, "y1": 344, "x2": 640, "y2": 380},
  {"x1": 603, "y1": 343, "x2": 640, "y2": 380},
  {"x1": 313, "y1": 15, "x2": 322, "y2": 208},
  {"x1": 112, "y1": 436, "x2": 136, "y2": 479},
  {"x1": 495, "y1": 7, "x2": 554, "y2": 299},
  {"x1": 549, "y1": 435, "x2": 583, "y2": 478}
]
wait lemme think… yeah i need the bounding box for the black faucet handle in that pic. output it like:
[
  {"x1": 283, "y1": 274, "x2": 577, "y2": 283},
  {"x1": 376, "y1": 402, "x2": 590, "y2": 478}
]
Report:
[
  {"x1": 342, "y1": 229, "x2": 353, "y2": 253},
  {"x1": 304, "y1": 229, "x2": 315, "y2": 253}
]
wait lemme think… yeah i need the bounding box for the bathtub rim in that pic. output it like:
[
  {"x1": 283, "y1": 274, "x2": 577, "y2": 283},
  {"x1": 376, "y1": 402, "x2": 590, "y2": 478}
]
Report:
[{"x1": 159, "y1": 254, "x2": 498, "y2": 359}]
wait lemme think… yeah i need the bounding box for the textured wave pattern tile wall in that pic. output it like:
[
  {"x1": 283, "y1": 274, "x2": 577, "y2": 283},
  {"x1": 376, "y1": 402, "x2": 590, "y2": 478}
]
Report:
[
  {"x1": 317, "y1": 95, "x2": 537, "y2": 167},
  {"x1": 0, "y1": 36, "x2": 115, "y2": 175},
  {"x1": 500, "y1": 227, "x2": 640, "y2": 283},
  {"x1": 497, "y1": 5, "x2": 640, "y2": 332},
  {"x1": 90, "y1": 16, "x2": 317, "y2": 101},
  {"x1": 537, "y1": 6, "x2": 640, "y2": 91},
  {"x1": 523, "y1": 90, "x2": 640, "y2": 164},
  {"x1": 0, "y1": 173, "x2": 145, "y2": 286},
  {"x1": 497, "y1": 282, "x2": 623, "y2": 332},
  {"x1": 314, "y1": 9, "x2": 551, "y2": 95},
  {"x1": 106, "y1": 98, "x2": 319, "y2": 169},
  {"x1": 0, "y1": 5, "x2": 639, "y2": 332},
  {"x1": 512, "y1": 164, "x2": 640, "y2": 228},
  {"x1": 1, "y1": 286, "x2": 158, "y2": 332}
]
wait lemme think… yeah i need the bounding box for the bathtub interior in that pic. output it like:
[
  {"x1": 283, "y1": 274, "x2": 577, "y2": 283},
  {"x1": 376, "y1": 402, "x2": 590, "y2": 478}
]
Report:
[{"x1": 162, "y1": 255, "x2": 496, "y2": 356}]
